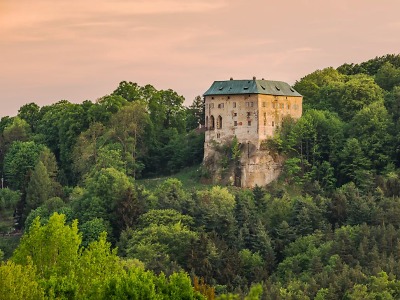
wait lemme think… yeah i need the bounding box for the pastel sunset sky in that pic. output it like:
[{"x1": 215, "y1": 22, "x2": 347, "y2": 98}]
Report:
[{"x1": 1, "y1": 0, "x2": 400, "y2": 117}]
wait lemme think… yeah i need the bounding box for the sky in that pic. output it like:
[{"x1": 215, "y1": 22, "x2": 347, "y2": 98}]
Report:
[{"x1": 1, "y1": 0, "x2": 400, "y2": 117}]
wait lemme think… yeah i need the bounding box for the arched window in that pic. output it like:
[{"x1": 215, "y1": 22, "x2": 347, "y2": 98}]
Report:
[
  {"x1": 210, "y1": 115, "x2": 215, "y2": 130},
  {"x1": 217, "y1": 115, "x2": 222, "y2": 129}
]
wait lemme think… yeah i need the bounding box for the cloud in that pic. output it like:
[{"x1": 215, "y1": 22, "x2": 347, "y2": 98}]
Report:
[{"x1": 1, "y1": 0, "x2": 227, "y2": 30}]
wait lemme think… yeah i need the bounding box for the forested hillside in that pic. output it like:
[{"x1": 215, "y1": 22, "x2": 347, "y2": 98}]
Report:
[{"x1": 1, "y1": 54, "x2": 400, "y2": 299}]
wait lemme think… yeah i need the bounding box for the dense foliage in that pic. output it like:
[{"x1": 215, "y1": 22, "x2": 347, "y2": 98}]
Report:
[{"x1": 1, "y1": 54, "x2": 400, "y2": 299}]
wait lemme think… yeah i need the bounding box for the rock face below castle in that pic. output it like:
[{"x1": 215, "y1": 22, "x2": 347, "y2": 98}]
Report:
[
  {"x1": 203, "y1": 141, "x2": 284, "y2": 188},
  {"x1": 202, "y1": 78, "x2": 302, "y2": 187}
]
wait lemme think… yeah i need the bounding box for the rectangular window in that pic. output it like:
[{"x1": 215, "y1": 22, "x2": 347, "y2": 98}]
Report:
[
  {"x1": 247, "y1": 112, "x2": 251, "y2": 117},
  {"x1": 218, "y1": 103, "x2": 224, "y2": 109},
  {"x1": 245, "y1": 102, "x2": 249, "y2": 107},
  {"x1": 250, "y1": 102, "x2": 254, "y2": 107},
  {"x1": 263, "y1": 112, "x2": 266, "y2": 118},
  {"x1": 248, "y1": 121, "x2": 251, "y2": 126},
  {"x1": 234, "y1": 121, "x2": 237, "y2": 126},
  {"x1": 272, "y1": 103, "x2": 276, "y2": 109},
  {"x1": 272, "y1": 121, "x2": 275, "y2": 127},
  {"x1": 233, "y1": 102, "x2": 236, "y2": 108},
  {"x1": 287, "y1": 104, "x2": 291, "y2": 109},
  {"x1": 262, "y1": 102, "x2": 266, "y2": 107},
  {"x1": 264, "y1": 120, "x2": 266, "y2": 126},
  {"x1": 233, "y1": 112, "x2": 237, "y2": 117},
  {"x1": 210, "y1": 103, "x2": 214, "y2": 109},
  {"x1": 280, "y1": 103, "x2": 284, "y2": 109}
]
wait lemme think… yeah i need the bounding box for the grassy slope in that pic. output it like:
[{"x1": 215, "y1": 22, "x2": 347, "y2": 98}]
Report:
[{"x1": 138, "y1": 165, "x2": 212, "y2": 192}]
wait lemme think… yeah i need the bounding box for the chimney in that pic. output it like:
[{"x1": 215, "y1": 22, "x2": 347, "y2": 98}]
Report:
[{"x1": 253, "y1": 76, "x2": 256, "y2": 80}]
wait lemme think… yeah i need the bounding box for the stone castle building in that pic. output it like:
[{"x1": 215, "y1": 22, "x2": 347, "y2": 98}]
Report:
[{"x1": 203, "y1": 77, "x2": 303, "y2": 187}]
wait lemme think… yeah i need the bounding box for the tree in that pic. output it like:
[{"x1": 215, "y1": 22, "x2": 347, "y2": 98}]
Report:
[
  {"x1": 18, "y1": 102, "x2": 41, "y2": 131},
  {"x1": 338, "y1": 75, "x2": 385, "y2": 121},
  {"x1": 38, "y1": 147, "x2": 58, "y2": 180},
  {"x1": 0, "y1": 260, "x2": 44, "y2": 300},
  {"x1": 12, "y1": 213, "x2": 81, "y2": 280},
  {"x1": 109, "y1": 102, "x2": 149, "y2": 178},
  {"x1": 186, "y1": 95, "x2": 205, "y2": 131},
  {"x1": 76, "y1": 232, "x2": 124, "y2": 297},
  {"x1": 25, "y1": 161, "x2": 53, "y2": 218},
  {"x1": 3, "y1": 141, "x2": 44, "y2": 191},
  {"x1": 72, "y1": 122, "x2": 107, "y2": 180},
  {"x1": 0, "y1": 188, "x2": 20, "y2": 211},
  {"x1": 126, "y1": 220, "x2": 198, "y2": 273},
  {"x1": 293, "y1": 67, "x2": 343, "y2": 110},
  {"x1": 57, "y1": 103, "x2": 88, "y2": 183},
  {"x1": 36, "y1": 101, "x2": 88, "y2": 184},
  {"x1": 2, "y1": 117, "x2": 31, "y2": 148},
  {"x1": 154, "y1": 178, "x2": 190, "y2": 212},
  {"x1": 375, "y1": 62, "x2": 400, "y2": 91},
  {"x1": 348, "y1": 102, "x2": 394, "y2": 172},
  {"x1": 280, "y1": 110, "x2": 344, "y2": 186},
  {"x1": 195, "y1": 186, "x2": 236, "y2": 243},
  {"x1": 111, "y1": 81, "x2": 142, "y2": 102},
  {"x1": 137, "y1": 209, "x2": 194, "y2": 230},
  {"x1": 87, "y1": 95, "x2": 128, "y2": 124},
  {"x1": 36, "y1": 100, "x2": 73, "y2": 160},
  {"x1": 102, "y1": 268, "x2": 205, "y2": 299},
  {"x1": 339, "y1": 138, "x2": 373, "y2": 188},
  {"x1": 24, "y1": 197, "x2": 72, "y2": 230},
  {"x1": 71, "y1": 167, "x2": 135, "y2": 239}
]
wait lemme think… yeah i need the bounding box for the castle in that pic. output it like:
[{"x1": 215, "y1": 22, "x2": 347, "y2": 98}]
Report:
[{"x1": 203, "y1": 77, "x2": 303, "y2": 187}]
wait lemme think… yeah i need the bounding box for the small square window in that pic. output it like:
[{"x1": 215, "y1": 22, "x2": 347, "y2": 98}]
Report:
[{"x1": 233, "y1": 112, "x2": 237, "y2": 117}]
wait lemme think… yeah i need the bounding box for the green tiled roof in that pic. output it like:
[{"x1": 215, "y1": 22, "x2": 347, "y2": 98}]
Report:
[{"x1": 203, "y1": 79, "x2": 302, "y2": 97}]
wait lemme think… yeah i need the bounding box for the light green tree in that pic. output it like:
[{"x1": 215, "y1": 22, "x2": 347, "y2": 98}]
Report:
[{"x1": 0, "y1": 260, "x2": 44, "y2": 300}]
